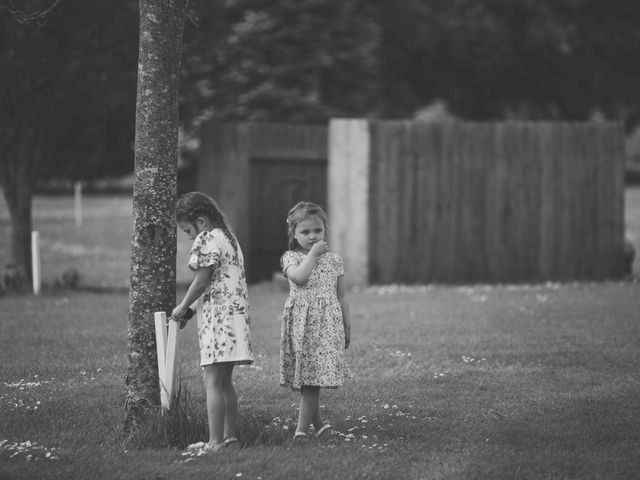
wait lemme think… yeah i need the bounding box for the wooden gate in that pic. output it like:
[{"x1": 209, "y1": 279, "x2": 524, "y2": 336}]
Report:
[
  {"x1": 197, "y1": 122, "x2": 328, "y2": 283},
  {"x1": 249, "y1": 158, "x2": 326, "y2": 282}
]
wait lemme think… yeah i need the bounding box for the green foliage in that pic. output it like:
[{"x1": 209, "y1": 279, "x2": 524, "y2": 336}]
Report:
[
  {"x1": 3, "y1": 0, "x2": 640, "y2": 184},
  {"x1": 181, "y1": 0, "x2": 381, "y2": 125},
  {"x1": 0, "y1": 0, "x2": 139, "y2": 182},
  {"x1": 376, "y1": 0, "x2": 640, "y2": 121}
]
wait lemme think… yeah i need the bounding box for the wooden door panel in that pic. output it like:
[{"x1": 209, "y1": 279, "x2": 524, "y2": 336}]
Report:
[{"x1": 248, "y1": 159, "x2": 327, "y2": 282}]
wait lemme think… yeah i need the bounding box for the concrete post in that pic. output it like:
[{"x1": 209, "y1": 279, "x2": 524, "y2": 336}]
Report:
[{"x1": 328, "y1": 119, "x2": 370, "y2": 287}]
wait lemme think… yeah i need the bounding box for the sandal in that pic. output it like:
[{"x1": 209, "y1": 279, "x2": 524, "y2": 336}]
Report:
[
  {"x1": 184, "y1": 441, "x2": 225, "y2": 455},
  {"x1": 289, "y1": 431, "x2": 309, "y2": 448},
  {"x1": 315, "y1": 424, "x2": 341, "y2": 444},
  {"x1": 315, "y1": 424, "x2": 333, "y2": 438},
  {"x1": 205, "y1": 442, "x2": 226, "y2": 454},
  {"x1": 223, "y1": 437, "x2": 240, "y2": 450}
]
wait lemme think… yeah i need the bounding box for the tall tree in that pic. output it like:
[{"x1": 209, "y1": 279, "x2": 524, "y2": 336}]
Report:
[
  {"x1": 0, "y1": 0, "x2": 137, "y2": 284},
  {"x1": 123, "y1": 0, "x2": 187, "y2": 431}
]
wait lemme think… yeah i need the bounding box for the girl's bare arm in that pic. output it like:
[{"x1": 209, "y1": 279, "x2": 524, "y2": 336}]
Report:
[
  {"x1": 285, "y1": 241, "x2": 328, "y2": 285},
  {"x1": 337, "y1": 275, "x2": 351, "y2": 348},
  {"x1": 171, "y1": 266, "x2": 211, "y2": 320}
]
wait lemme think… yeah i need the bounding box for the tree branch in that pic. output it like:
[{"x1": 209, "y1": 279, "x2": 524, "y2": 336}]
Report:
[{"x1": 1, "y1": 0, "x2": 63, "y2": 25}]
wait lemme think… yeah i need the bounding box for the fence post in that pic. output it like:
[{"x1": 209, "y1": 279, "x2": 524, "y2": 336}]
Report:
[
  {"x1": 74, "y1": 181, "x2": 83, "y2": 226},
  {"x1": 31, "y1": 230, "x2": 41, "y2": 295},
  {"x1": 328, "y1": 119, "x2": 370, "y2": 287}
]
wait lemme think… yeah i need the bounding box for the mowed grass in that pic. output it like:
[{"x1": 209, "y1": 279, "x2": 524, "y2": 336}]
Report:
[
  {"x1": 0, "y1": 194, "x2": 194, "y2": 289},
  {"x1": 1, "y1": 191, "x2": 640, "y2": 479}
]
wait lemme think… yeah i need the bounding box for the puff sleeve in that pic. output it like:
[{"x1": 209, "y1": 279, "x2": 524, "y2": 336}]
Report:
[
  {"x1": 188, "y1": 231, "x2": 221, "y2": 271},
  {"x1": 280, "y1": 250, "x2": 301, "y2": 277}
]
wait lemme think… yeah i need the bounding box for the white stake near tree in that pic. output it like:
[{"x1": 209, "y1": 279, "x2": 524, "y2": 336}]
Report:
[
  {"x1": 31, "y1": 230, "x2": 41, "y2": 295},
  {"x1": 154, "y1": 311, "x2": 178, "y2": 413}
]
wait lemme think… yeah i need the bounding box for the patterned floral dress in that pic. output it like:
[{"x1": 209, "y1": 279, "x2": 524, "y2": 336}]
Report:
[
  {"x1": 188, "y1": 229, "x2": 253, "y2": 367},
  {"x1": 280, "y1": 250, "x2": 350, "y2": 390}
]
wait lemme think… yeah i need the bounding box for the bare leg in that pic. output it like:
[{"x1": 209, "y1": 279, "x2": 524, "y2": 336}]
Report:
[
  {"x1": 223, "y1": 364, "x2": 238, "y2": 440},
  {"x1": 203, "y1": 363, "x2": 230, "y2": 446},
  {"x1": 311, "y1": 397, "x2": 324, "y2": 432},
  {"x1": 296, "y1": 385, "x2": 320, "y2": 434}
]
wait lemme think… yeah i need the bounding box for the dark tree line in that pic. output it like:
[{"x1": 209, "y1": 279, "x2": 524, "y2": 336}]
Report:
[{"x1": 375, "y1": 0, "x2": 640, "y2": 122}]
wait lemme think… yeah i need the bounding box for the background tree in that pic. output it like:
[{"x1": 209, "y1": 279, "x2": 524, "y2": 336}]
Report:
[
  {"x1": 0, "y1": 0, "x2": 137, "y2": 284},
  {"x1": 123, "y1": 0, "x2": 187, "y2": 432},
  {"x1": 180, "y1": 0, "x2": 380, "y2": 128},
  {"x1": 375, "y1": 0, "x2": 640, "y2": 122}
]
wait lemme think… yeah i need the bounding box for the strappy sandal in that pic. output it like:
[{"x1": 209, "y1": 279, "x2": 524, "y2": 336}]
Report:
[
  {"x1": 315, "y1": 424, "x2": 341, "y2": 444},
  {"x1": 223, "y1": 437, "x2": 240, "y2": 450},
  {"x1": 206, "y1": 442, "x2": 226, "y2": 454},
  {"x1": 185, "y1": 441, "x2": 225, "y2": 455},
  {"x1": 315, "y1": 424, "x2": 333, "y2": 438},
  {"x1": 288, "y1": 431, "x2": 309, "y2": 448}
]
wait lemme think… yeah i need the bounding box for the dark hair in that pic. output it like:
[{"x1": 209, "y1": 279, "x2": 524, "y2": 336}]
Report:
[
  {"x1": 286, "y1": 201, "x2": 329, "y2": 250},
  {"x1": 176, "y1": 192, "x2": 237, "y2": 251}
]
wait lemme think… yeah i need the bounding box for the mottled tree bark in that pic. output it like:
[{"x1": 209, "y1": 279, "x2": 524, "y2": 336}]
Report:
[{"x1": 124, "y1": 0, "x2": 187, "y2": 433}]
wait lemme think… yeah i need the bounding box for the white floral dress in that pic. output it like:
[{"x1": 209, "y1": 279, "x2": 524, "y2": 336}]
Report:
[
  {"x1": 188, "y1": 229, "x2": 253, "y2": 366},
  {"x1": 280, "y1": 250, "x2": 350, "y2": 390}
]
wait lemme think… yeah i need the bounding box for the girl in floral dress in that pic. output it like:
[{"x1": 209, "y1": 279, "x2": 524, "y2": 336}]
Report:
[
  {"x1": 171, "y1": 192, "x2": 253, "y2": 453},
  {"x1": 280, "y1": 201, "x2": 351, "y2": 444}
]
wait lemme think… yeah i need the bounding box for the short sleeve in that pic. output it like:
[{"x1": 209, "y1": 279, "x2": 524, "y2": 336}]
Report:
[
  {"x1": 188, "y1": 231, "x2": 221, "y2": 271},
  {"x1": 280, "y1": 250, "x2": 301, "y2": 277},
  {"x1": 333, "y1": 254, "x2": 345, "y2": 276}
]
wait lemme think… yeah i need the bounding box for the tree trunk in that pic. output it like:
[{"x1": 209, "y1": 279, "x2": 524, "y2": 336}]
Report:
[
  {"x1": 2, "y1": 182, "x2": 34, "y2": 288},
  {"x1": 124, "y1": 0, "x2": 187, "y2": 433},
  {"x1": 0, "y1": 115, "x2": 42, "y2": 288}
]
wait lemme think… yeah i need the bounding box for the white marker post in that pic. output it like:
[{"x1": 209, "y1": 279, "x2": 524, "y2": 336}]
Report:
[
  {"x1": 74, "y1": 181, "x2": 83, "y2": 226},
  {"x1": 154, "y1": 311, "x2": 178, "y2": 413},
  {"x1": 31, "y1": 230, "x2": 41, "y2": 295}
]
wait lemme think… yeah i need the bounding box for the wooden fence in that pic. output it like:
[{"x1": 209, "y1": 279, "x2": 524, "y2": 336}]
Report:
[{"x1": 329, "y1": 120, "x2": 627, "y2": 285}]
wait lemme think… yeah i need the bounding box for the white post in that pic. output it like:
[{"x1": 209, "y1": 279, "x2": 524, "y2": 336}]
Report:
[
  {"x1": 154, "y1": 311, "x2": 178, "y2": 413},
  {"x1": 154, "y1": 312, "x2": 168, "y2": 411},
  {"x1": 74, "y1": 181, "x2": 83, "y2": 226},
  {"x1": 31, "y1": 230, "x2": 41, "y2": 295},
  {"x1": 165, "y1": 319, "x2": 178, "y2": 407},
  {"x1": 328, "y1": 119, "x2": 371, "y2": 287}
]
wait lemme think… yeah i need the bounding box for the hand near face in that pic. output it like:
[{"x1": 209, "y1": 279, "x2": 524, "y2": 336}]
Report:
[{"x1": 309, "y1": 240, "x2": 329, "y2": 258}]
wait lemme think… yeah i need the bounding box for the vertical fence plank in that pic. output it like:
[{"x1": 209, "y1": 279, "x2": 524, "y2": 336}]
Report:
[
  {"x1": 538, "y1": 123, "x2": 560, "y2": 279},
  {"x1": 607, "y1": 122, "x2": 627, "y2": 277},
  {"x1": 414, "y1": 122, "x2": 441, "y2": 282}
]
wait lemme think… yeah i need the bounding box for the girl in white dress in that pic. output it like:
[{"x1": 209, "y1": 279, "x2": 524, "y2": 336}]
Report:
[
  {"x1": 280, "y1": 201, "x2": 351, "y2": 444},
  {"x1": 171, "y1": 192, "x2": 253, "y2": 453}
]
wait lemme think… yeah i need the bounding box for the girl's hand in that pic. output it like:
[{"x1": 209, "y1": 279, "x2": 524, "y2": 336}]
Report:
[
  {"x1": 170, "y1": 304, "x2": 187, "y2": 321},
  {"x1": 171, "y1": 305, "x2": 195, "y2": 329},
  {"x1": 309, "y1": 240, "x2": 329, "y2": 258}
]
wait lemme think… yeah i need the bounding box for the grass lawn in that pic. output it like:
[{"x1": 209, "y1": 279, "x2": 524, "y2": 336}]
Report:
[{"x1": 1, "y1": 191, "x2": 640, "y2": 479}]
